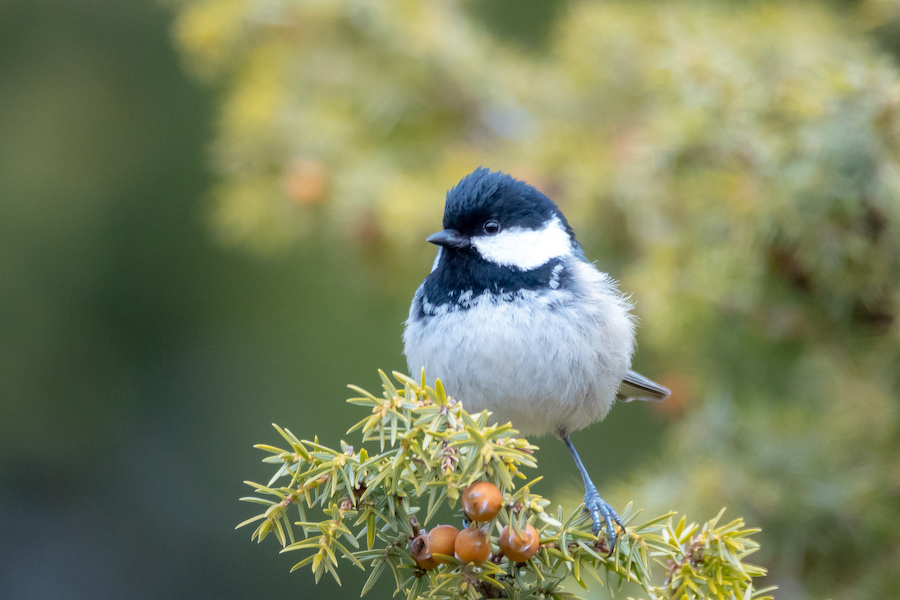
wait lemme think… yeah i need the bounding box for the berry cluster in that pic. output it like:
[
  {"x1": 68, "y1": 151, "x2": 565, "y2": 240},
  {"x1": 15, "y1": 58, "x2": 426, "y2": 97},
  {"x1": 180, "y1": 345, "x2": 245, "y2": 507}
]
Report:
[{"x1": 410, "y1": 481, "x2": 540, "y2": 569}]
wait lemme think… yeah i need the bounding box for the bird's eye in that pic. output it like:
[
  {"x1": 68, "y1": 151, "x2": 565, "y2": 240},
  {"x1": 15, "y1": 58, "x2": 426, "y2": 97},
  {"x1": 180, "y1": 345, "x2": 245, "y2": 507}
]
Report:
[{"x1": 483, "y1": 220, "x2": 501, "y2": 235}]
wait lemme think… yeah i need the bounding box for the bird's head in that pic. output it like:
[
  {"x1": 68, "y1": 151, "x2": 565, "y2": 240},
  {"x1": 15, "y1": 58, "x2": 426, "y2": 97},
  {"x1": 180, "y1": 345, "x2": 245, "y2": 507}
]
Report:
[{"x1": 428, "y1": 168, "x2": 580, "y2": 271}]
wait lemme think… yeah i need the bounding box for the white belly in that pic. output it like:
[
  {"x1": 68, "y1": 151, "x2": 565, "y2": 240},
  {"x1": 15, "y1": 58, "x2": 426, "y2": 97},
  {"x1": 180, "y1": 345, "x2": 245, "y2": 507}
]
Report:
[{"x1": 403, "y1": 270, "x2": 634, "y2": 437}]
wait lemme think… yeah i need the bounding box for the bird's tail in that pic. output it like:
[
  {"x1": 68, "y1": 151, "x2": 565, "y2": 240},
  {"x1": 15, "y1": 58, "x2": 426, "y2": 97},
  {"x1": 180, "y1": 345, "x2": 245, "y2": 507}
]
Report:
[{"x1": 616, "y1": 369, "x2": 670, "y2": 402}]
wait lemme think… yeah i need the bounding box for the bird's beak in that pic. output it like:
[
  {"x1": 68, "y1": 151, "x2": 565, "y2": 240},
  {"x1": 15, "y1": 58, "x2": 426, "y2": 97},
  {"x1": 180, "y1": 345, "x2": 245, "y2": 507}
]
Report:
[{"x1": 426, "y1": 229, "x2": 469, "y2": 249}]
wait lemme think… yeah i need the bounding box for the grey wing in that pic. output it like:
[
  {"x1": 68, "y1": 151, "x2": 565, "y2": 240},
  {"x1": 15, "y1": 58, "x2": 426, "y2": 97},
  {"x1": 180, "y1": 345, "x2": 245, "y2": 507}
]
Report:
[{"x1": 617, "y1": 369, "x2": 670, "y2": 402}]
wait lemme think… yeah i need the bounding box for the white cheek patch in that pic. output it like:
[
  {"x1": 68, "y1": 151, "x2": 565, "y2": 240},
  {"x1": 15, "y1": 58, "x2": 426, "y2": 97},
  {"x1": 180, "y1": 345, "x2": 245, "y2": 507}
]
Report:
[{"x1": 471, "y1": 217, "x2": 574, "y2": 270}]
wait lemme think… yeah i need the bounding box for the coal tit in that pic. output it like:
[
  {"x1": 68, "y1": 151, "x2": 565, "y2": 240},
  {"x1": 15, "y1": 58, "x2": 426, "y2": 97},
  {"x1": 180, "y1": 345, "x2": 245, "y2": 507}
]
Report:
[{"x1": 403, "y1": 168, "x2": 669, "y2": 551}]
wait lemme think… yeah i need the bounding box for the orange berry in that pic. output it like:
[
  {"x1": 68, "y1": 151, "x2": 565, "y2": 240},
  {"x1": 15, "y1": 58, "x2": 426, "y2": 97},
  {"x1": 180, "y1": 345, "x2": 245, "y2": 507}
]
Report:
[
  {"x1": 427, "y1": 524, "x2": 459, "y2": 563},
  {"x1": 454, "y1": 527, "x2": 491, "y2": 564},
  {"x1": 462, "y1": 481, "x2": 502, "y2": 522},
  {"x1": 411, "y1": 533, "x2": 438, "y2": 570},
  {"x1": 499, "y1": 524, "x2": 539, "y2": 562}
]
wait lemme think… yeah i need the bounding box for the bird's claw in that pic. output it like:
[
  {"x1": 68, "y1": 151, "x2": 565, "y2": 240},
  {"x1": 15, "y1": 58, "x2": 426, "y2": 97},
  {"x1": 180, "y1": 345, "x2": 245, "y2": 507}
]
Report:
[{"x1": 583, "y1": 486, "x2": 623, "y2": 556}]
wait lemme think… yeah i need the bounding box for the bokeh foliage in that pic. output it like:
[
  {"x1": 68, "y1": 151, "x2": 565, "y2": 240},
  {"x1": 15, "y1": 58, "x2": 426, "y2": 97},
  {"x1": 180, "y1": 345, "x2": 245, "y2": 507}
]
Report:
[{"x1": 173, "y1": 1, "x2": 900, "y2": 598}]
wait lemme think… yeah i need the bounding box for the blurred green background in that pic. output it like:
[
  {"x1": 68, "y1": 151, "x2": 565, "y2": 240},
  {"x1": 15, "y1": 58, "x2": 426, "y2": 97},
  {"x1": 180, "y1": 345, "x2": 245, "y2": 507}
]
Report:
[{"x1": 1, "y1": 0, "x2": 899, "y2": 598}]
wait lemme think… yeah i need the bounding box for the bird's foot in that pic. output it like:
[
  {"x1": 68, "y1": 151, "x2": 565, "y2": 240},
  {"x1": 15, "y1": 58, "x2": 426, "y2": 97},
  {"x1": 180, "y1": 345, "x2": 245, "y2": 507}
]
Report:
[{"x1": 583, "y1": 485, "x2": 624, "y2": 556}]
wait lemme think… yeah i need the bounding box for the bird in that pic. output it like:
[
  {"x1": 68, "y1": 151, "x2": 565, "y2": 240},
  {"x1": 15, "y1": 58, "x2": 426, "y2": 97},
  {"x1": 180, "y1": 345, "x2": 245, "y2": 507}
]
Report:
[{"x1": 403, "y1": 168, "x2": 669, "y2": 552}]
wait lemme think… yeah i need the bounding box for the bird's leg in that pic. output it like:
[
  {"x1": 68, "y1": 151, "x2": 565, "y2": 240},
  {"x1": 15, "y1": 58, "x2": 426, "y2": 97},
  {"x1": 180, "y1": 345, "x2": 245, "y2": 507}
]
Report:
[{"x1": 562, "y1": 434, "x2": 623, "y2": 555}]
